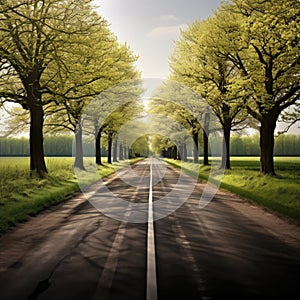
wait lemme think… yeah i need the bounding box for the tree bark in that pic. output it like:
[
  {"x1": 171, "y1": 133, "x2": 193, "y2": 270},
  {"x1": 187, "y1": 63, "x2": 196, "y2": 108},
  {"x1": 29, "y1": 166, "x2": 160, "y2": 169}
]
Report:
[
  {"x1": 119, "y1": 143, "x2": 124, "y2": 160},
  {"x1": 173, "y1": 146, "x2": 177, "y2": 160},
  {"x1": 221, "y1": 119, "x2": 231, "y2": 169},
  {"x1": 182, "y1": 143, "x2": 187, "y2": 162},
  {"x1": 113, "y1": 135, "x2": 118, "y2": 162},
  {"x1": 260, "y1": 113, "x2": 277, "y2": 175},
  {"x1": 128, "y1": 146, "x2": 132, "y2": 159},
  {"x1": 95, "y1": 129, "x2": 102, "y2": 165},
  {"x1": 203, "y1": 112, "x2": 210, "y2": 166},
  {"x1": 177, "y1": 144, "x2": 182, "y2": 161},
  {"x1": 203, "y1": 129, "x2": 209, "y2": 166},
  {"x1": 167, "y1": 149, "x2": 171, "y2": 159},
  {"x1": 107, "y1": 132, "x2": 113, "y2": 164},
  {"x1": 29, "y1": 104, "x2": 48, "y2": 177},
  {"x1": 192, "y1": 131, "x2": 199, "y2": 164},
  {"x1": 74, "y1": 124, "x2": 85, "y2": 170},
  {"x1": 124, "y1": 144, "x2": 128, "y2": 159}
]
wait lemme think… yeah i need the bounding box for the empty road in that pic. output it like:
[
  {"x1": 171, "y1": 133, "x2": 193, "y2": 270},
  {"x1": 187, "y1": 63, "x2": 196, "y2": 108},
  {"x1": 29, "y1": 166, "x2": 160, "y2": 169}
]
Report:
[{"x1": 0, "y1": 158, "x2": 299, "y2": 300}]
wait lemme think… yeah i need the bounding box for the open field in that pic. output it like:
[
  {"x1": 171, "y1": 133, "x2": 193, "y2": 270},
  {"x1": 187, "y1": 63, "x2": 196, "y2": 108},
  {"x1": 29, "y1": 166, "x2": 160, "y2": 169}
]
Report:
[
  {"x1": 0, "y1": 157, "x2": 139, "y2": 233},
  {"x1": 165, "y1": 157, "x2": 300, "y2": 223}
]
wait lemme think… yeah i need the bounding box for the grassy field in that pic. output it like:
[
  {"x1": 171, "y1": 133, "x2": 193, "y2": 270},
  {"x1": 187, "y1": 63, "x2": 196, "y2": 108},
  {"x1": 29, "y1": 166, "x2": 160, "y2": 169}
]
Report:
[
  {"x1": 0, "y1": 157, "x2": 139, "y2": 233},
  {"x1": 165, "y1": 157, "x2": 300, "y2": 223}
]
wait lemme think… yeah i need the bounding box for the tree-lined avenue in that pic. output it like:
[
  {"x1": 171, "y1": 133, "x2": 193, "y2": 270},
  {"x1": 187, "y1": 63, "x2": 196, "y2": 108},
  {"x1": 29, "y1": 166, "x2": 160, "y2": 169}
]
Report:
[{"x1": 0, "y1": 159, "x2": 299, "y2": 299}]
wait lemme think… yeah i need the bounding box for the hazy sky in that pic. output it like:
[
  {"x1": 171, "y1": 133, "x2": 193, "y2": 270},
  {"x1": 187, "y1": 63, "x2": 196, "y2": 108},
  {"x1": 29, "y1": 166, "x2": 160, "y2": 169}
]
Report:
[{"x1": 94, "y1": 0, "x2": 222, "y2": 78}]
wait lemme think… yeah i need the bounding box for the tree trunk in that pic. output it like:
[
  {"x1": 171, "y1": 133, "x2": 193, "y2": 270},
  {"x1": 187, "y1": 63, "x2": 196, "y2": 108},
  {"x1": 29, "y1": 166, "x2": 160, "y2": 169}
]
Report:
[
  {"x1": 192, "y1": 131, "x2": 199, "y2": 164},
  {"x1": 203, "y1": 112, "x2": 210, "y2": 166},
  {"x1": 29, "y1": 105, "x2": 48, "y2": 177},
  {"x1": 166, "y1": 147, "x2": 170, "y2": 158},
  {"x1": 74, "y1": 124, "x2": 85, "y2": 170},
  {"x1": 182, "y1": 143, "x2": 187, "y2": 162},
  {"x1": 177, "y1": 144, "x2": 182, "y2": 161},
  {"x1": 124, "y1": 144, "x2": 128, "y2": 159},
  {"x1": 119, "y1": 143, "x2": 124, "y2": 160},
  {"x1": 95, "y1": 130, "x2": 102, "y2": 165},
  {"x1": 173, "y1": 146, "x2": 177, "y2": 160},
  {"x1": 113, "y1": 135, "x2": 118, "y2": 162},
  {"x1": 260, "y1": 114, "x2": 277, "y2": 175},
  {"x1": 128, "y1": 146, "x2": 132, "y2": 159},
  {"x1": 203, "y1": 129, "x2": 209, "y2": 166},
  {"x1": 221, "y1": 119, "x2": 231, "y2": 169},
  {"x1": 107, "y1": 132, "x2": 113, "y2": 164}
]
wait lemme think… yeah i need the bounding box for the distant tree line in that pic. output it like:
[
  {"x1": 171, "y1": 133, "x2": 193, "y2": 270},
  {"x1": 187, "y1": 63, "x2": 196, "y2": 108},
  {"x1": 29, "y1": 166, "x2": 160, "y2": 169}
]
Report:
[
  {"x1": 230, "y1": 135, "x2": 300, "y2": 156},
  {"x1": 0, "y1": 136, "x2": 105, "y2": 157},
  {"x1": 1, "y1": 134, "x2": 299, "y2": 157}
]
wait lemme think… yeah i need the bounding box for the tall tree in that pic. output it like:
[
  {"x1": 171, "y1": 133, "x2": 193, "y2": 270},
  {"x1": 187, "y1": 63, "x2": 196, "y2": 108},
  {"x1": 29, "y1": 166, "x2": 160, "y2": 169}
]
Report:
[
  {"x1": 104, "y1": 100, "x2": 143, "y2": 164},
  {"x1": 216, "y1": 0, "x2": 300, "y2": 175},
  {"x1": 150, "y1": 98, "x2": 202, "y2": 163},
  {"x1": 150, "y1": 82, "x2": 214, "y2": 164},
  {"x1": 44, "y1": 22, "x2": 140, "y2": 169},
  {"x1": 170, "y1": 18, "x2": 250, "y2": 169},
  {"x1": 0, "y1": 0, "x2": 104, "y2": 177},
  {"x1": 83, "y1": 80, "x2": 143, "y2": 166}
]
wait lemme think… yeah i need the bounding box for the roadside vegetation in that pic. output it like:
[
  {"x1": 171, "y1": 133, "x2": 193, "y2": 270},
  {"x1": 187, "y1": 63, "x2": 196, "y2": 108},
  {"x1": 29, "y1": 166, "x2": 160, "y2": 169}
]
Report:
[
  {"x1": 165, "y1": 157, "x2": 300, "y2": 223},
  {"x1": 0, "y1": 157, "x2": 139, "y2": 233}
]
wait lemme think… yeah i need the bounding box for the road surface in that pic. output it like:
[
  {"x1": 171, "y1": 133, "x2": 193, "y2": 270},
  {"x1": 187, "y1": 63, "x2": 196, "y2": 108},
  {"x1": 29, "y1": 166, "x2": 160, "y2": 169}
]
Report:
[{"x1": 0, "y1": 158, "x2": 299, "y2": 300}]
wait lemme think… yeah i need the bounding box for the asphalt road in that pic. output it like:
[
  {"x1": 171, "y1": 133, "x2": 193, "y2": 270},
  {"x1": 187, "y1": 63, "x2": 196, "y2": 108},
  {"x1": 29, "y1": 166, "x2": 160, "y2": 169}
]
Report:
[{"x1": 0, "y1": 158, "x2": 299, "y2": 300}]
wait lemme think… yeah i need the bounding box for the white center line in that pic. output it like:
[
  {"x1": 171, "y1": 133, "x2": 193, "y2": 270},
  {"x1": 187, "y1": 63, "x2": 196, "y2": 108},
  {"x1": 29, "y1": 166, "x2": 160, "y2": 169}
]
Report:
[{"x1": 146, "y1": 157, "x2": 158, "y2": 300}]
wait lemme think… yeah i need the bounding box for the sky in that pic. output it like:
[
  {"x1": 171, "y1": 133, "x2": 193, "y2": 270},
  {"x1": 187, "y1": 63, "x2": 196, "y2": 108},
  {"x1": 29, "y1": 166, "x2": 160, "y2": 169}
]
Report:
[{"x1": 93, "y1": 0, "x2": 223, "y2": 78}]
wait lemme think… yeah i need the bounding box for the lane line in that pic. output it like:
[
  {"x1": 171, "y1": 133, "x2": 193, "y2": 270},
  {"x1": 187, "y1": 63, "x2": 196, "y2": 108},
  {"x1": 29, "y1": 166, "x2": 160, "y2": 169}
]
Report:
[
  {"x1": 146, "y1": 157, "x2": 158, "y2": 300},
  {"x1": 92, "y1": 159, "x2": 155, "y2": 299},
  {"x1": 92, "y1": 221, "x2": 128, "y2": 300},
  {"x1": 172, "y1": 217, "x2": 209, "y2": 298}
]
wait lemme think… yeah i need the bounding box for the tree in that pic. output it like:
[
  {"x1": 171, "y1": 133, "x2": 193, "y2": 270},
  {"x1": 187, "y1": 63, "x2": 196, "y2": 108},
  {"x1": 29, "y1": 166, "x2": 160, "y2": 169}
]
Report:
[
  {"x1": 130, "y1": 135, "x2": 150, "y2": 157},
  {"x1": 104, "y1": 100, "x2": 143, "y2": 164},
  {"x1": 0, "y1": 0, "x2": 105, "y2": 177},
  {"x1": 0, "y1": 105, "x2": 30, "y2": 137},
  {"x1": 151, "y1": 134, "x2": 179, "y2": 159},
  {"x1": 83, "y1": 80, "x2": 143, "y2": 166},
  {"x1": 44, "y1": 19, "x2": 140, "y2": 169},
  {"x1": 215, "y1": 0, "x2": 300, "y2": 175},
  {"x1": 150, "y1": 81, "x2": 216, "y2": 164},
  {"x1": 170, "y1": 18, "x2": 251, "y2": 169},
  {"x1": 146, "y1": 114, "x2": 190, "y2": 161},
  {"x1": 278, "y1": 103, "x2": 300, "y2": 134}
]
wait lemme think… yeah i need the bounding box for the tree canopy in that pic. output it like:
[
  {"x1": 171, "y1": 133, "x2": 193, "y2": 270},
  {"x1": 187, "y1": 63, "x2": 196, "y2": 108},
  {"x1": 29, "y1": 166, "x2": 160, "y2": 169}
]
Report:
[
  {"x1": 0, "y1": 0, "x2": 140, "y2": 176},
  {"x1": 169, "y1": 0, "x2": 300, "y2": 174}
]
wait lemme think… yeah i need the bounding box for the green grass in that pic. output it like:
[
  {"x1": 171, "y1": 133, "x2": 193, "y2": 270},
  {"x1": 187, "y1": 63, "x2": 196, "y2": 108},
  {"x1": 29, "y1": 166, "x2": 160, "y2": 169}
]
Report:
[
  {"x1": 0, "y1": 157, "x2": 141, "y2": 233},
  {"x1": 165, "y1": 157, "x2": 300, "y2": 223}
]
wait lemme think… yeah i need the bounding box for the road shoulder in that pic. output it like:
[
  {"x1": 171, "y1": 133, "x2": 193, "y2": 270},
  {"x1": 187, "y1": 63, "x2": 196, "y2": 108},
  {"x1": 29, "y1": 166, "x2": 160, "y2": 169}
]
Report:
[
  {"x1": 165, "y1": 160, "x2": 300, "y2": 250},
  {"x1": 215, "y1": 188, "x2": 300, "y2": 249}
]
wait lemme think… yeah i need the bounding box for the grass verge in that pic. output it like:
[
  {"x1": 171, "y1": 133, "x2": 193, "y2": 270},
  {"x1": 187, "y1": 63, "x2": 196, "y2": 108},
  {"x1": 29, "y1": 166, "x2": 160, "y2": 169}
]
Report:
[
  {"x1": 0, "y1": 157, "x2": 142, "y2": 233},
  {"x1": 164, "y1": 157, "x2": 300, "y2": 223}
]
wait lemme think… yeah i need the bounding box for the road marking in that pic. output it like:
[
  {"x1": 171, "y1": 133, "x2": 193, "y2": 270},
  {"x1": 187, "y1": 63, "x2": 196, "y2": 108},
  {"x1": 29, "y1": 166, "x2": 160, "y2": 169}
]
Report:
[
  {"x1": 92, "y1": 159, "x2": 156, "y2": 299},
  {"x1": 92, "y1": 221, "x2": 127, "y2": 300},
  {"x1": 147, "y1": 158, "x2": 158, "y2": 300},
  {"x1": 171, "y1": 213, "x2": 209, "y2": 299}
]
